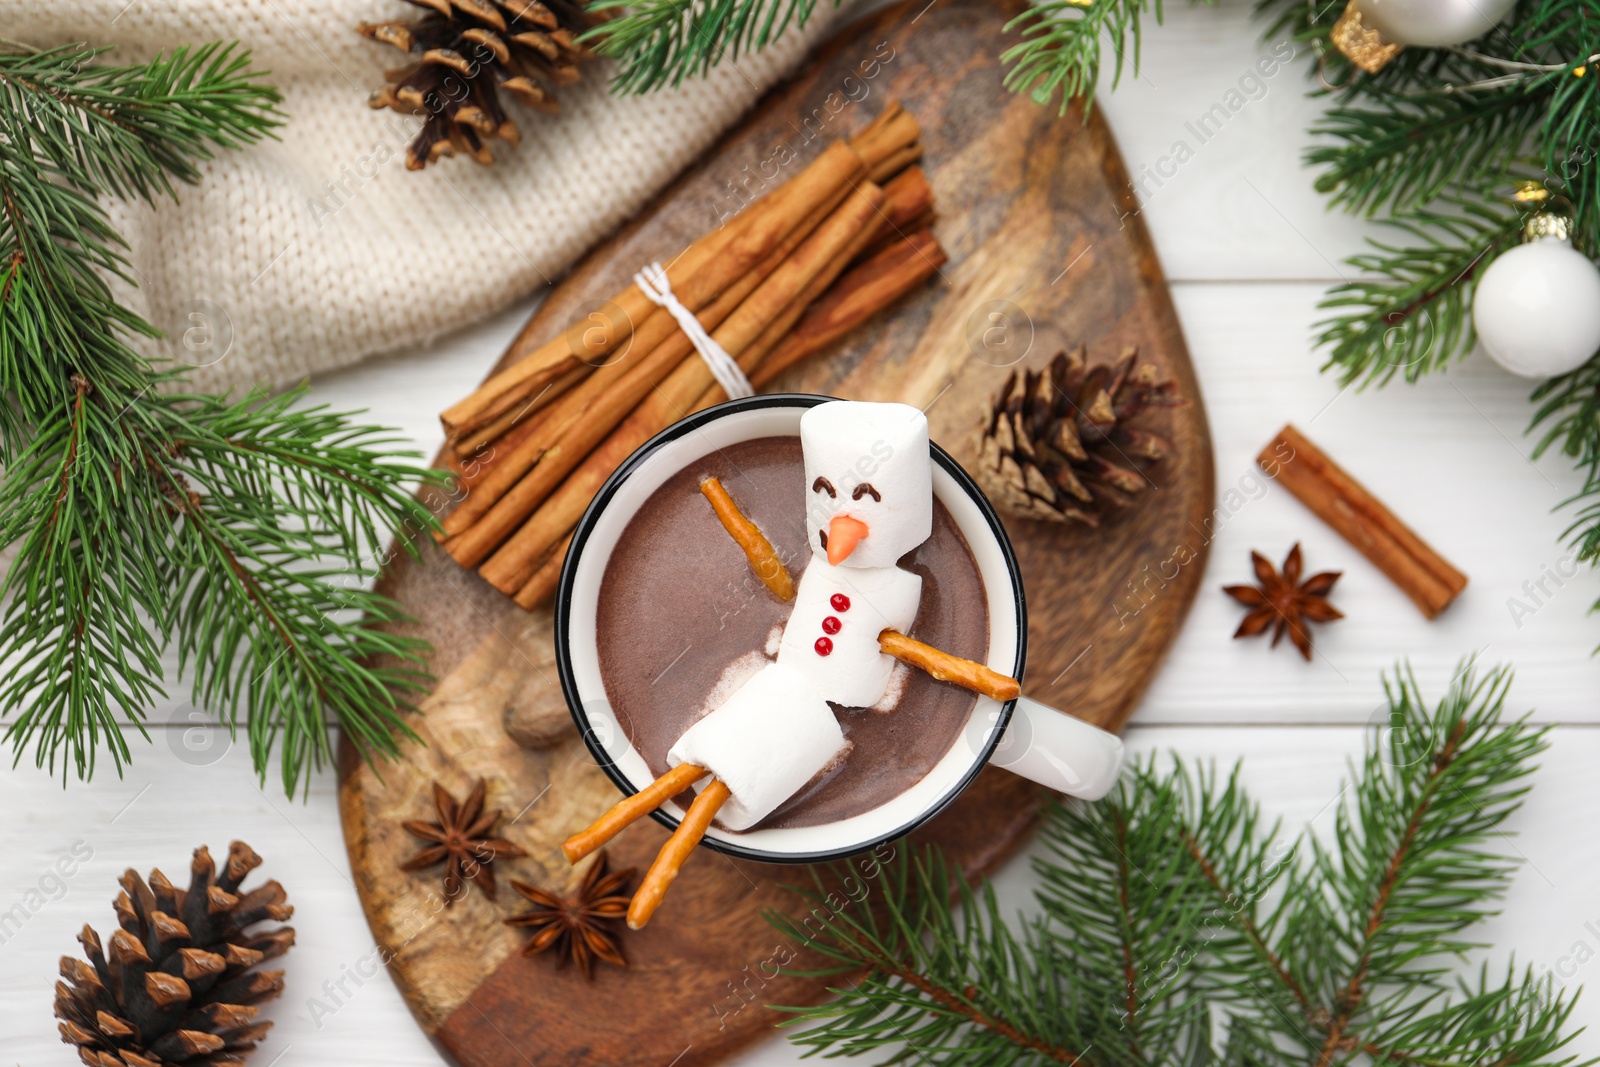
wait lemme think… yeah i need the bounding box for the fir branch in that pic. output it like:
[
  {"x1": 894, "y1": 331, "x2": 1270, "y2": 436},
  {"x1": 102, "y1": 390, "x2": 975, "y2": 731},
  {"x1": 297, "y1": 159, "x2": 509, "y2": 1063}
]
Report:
[
  {"x1": 1000, "y1": 0, "x2": 1182, "y2": 116},
  {"x1": 1529, "y1": 356, "x2": 1600, "y2": 614},
  {"x1": 1306, "y1": 88, "x2": 1546, "y2": 216},
  {"x1": 583, "y1": 0, "x2": 828, "y2": 95},
  {"x1": 0, "y1": 44, "x2": 442, "y2": 794},
  {"x1": 1313, "y1": 202, "x2": 1520, "y2": 387},
  {"x1": 1538, "y1": 60, "x2": 1600, "y2": 252},
  {"x1": 582, "y1": 0, "x2": 1198, "y2": 115},
  {"x1": 1032, "y1": 768, "x2": 1218, "y2": 1066},
  {"x1": 0, "y1": 41, "x2": 282, "y2": 453},
  {"x1": 771, "y1": 849, "x2": 1094, "y2": 1065},
  {"x1": 772, "y1": 661, "x2": 1581, "y2": 1067},
  {"x1": 1250, "y1": 0, "x2": 1600, "y2": 580},
  {"x1": 1296, "y1": 663, "x2": 1540, "y2": 1064},
  {"x1": 0, "y1": 383, "x2": 442, "y2": 792},
  {"x1": 0, "y1": 42, "x2": 282, "y2": 202}
]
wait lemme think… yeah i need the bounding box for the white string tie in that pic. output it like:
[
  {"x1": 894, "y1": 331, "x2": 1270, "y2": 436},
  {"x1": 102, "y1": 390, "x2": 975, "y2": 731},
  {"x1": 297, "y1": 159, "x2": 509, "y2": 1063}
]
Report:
[{"x1": 632, "y1": 262, "x2": 753, "y2": 400}]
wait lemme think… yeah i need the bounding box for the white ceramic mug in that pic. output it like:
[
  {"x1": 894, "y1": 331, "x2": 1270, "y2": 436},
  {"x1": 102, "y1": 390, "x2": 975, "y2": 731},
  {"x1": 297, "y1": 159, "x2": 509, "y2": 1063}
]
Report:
[{"x1": 554, "y1": 394, "x2": 1124, "y2": 863}]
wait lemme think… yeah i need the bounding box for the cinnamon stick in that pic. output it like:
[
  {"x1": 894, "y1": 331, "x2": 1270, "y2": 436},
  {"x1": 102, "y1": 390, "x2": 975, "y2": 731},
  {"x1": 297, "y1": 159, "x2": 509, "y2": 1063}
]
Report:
[
  {"x1": 512, "y1": 530, "x2": 573, "y2": 610},
  {"x1": 442, "y1": 183, "x2": 860, "y2": 564},
  {"x1": 437, "y1": 230, "x2": 727, "y2": 449},
  {"x1": 879, "y1": 167, "x2": 934, "y2": 230},
  {"x1": 485, "y1": 183, "x2": 891, "y2": 594},
  {"x1": 867, "y1": 142, "x2": 924, "y2": 184},
  {"x1": 439, "y1": 179, "x2": 857, "y2": 554},
  {"x1": 439, "y1": 318, "x2": 675, "y2": 545},
  {"x1": 703, "y1": 207, "x2": 884, "y2": 401},
  {"x1": 506, "y1": 229, "x2": 946, "y2": 609},
  {"x1": 453, "y1": 402, "x2": 549, "y2": 489},
  {"x1": 440, "y1": 141, "x2": 861, "y2": 450},
  {"x1": 879, "y1": 629, "x2": 1021, "y2": 701},
  {"x1": 453, "y1": 359, "x2": 591, "y2": 459},
  {"x1": 1257, "y1": 424, "x2": 1467, "y2": 619},
  {"x1": 852, "y1": 166, "x2": 935, "y2": 262},
  {"x1": 441, "y1": 106, "x2": 921, "y2": 449},
  {"x1": 751, "y1": 230, "x2": 947, "y2": 389},
  {"x1": 689, "y1": 170, "x2": 936, "y2": 413},
  {"x1": 850, "y1": 103, "x2": 924, "y2": 182}
]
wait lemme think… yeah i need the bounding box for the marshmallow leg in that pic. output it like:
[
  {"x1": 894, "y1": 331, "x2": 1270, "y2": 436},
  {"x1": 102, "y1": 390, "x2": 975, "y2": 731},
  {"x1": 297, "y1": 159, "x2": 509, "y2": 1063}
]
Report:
[
  {"x1": 563, "y1": 762, "x2": 711, "y2": 863},
  {"x1": 668, "y1": 662, "x2": 845, "y2": 831},
  {"x1": 628, "y1": 779, "x2": 731, "y2": 929}
]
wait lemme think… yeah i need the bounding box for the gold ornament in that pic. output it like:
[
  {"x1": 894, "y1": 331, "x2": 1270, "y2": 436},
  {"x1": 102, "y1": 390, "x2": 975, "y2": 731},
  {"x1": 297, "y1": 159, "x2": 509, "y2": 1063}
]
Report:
[
  {"x1": 1330, "y1": 0, "x2": 1402, "y2": 74},
  {"x1": 1511, "y1": 181, "x2": 1573, "y2": 241}
]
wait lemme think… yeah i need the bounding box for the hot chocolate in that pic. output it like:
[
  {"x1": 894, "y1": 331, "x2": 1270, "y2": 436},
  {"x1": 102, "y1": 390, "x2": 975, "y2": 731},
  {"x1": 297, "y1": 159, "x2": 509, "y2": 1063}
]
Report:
[{"x1": 595, "y1": 435, "x2": 988, "y2": 830}]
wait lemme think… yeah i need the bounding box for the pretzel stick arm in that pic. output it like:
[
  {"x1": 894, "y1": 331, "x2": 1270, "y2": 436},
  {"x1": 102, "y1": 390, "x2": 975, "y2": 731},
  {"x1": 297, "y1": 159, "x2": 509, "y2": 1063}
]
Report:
[
  {"x1": 627, "y1": 778, "x2": 732, "y2": 929},
  {"x1": 878, "y1": 629, "x2": 1021, "y2": 701},
  {"x1": 562, "y1": 762, "x2": 710, "y2": 863},
  {"x1": 700, "y1": 477, "x2": 795, "y2": 601}
]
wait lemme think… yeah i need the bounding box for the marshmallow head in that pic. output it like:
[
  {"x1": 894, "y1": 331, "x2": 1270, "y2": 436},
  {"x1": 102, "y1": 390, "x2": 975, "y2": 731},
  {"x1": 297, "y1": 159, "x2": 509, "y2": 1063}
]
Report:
[{"x1": 801, "y1": 401, "x2": 933, "y2": 569}]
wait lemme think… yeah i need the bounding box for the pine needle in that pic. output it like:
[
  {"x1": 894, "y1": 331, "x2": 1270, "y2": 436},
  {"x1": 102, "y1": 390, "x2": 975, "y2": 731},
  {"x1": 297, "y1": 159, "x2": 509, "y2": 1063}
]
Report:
[
  {"x1": 583, "y1": 0, "x2": 831, "y2": 95},
  {"x1": 0, "y1": 43, "x2": 443, "y2": 794}
]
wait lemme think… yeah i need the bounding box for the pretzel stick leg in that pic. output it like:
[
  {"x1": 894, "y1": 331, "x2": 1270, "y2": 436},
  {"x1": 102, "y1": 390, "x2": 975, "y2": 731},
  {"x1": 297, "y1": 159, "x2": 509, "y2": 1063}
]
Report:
[
  {"x1": 562, "y1": 762, "x2": 710, "y2": 863},
  {"x1": 878, "y1": 629, "x2": 1021, "y2": 701},
  {"x1": 700, "y1": 477, "x2": 795, "y2": 601},
  {"x1": 627, "y1": 779, "x2": 732, "y2": 930}
]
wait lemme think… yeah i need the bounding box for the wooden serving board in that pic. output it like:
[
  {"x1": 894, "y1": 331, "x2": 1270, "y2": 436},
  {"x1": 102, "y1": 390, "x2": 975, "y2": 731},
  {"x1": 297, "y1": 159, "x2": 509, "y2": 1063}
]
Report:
[{"x1": 337, "y1": 0, "x2": 1215, "y2": 1061}]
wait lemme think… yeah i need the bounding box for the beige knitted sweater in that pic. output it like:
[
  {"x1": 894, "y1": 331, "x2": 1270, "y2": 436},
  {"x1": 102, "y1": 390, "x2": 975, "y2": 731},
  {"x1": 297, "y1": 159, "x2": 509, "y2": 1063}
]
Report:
[{"x1": 1, "y1": 0, "x2": 836, "y2": 394}]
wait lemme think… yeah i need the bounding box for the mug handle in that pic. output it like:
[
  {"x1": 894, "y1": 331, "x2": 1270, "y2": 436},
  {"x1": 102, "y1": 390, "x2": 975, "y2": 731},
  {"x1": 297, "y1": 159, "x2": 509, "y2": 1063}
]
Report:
[{"x1": 993, "y1": 697, "x2": 1125, "y2": 800}]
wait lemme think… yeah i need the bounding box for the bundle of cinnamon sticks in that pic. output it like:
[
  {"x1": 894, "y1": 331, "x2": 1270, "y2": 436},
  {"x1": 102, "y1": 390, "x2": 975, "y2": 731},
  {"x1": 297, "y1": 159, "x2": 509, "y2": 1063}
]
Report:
[{"x1": 435, "y1": 102, "x2": 946, "y2": 609}]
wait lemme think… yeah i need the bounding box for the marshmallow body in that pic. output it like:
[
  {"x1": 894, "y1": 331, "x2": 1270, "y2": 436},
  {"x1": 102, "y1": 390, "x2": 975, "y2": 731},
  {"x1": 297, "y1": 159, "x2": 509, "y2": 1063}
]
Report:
[
  {"x1": 778, "y1": 560, "x2": 922, "y2": 707},
  {"x1": 667, "y1": 662, "x2": 846, "y2": 830},
  {"x1": 801, "y1": 402, "x2": 933, "y2": 569}
]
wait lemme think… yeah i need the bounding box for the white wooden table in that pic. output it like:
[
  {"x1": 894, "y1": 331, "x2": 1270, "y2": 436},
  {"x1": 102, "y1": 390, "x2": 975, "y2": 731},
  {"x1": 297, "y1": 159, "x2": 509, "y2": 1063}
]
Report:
[{"x1": 6, "y1": 2, "x2": 1600, "y2": 1062}]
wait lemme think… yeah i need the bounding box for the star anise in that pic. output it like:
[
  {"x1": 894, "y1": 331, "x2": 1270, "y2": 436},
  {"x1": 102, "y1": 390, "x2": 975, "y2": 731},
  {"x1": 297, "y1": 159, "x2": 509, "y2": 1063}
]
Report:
[
  {"x1": 505, "y1": 851, "x2": 636, "y2": 979},
  {"x1": 400, "y1": 778, "x2": 525, "y2": 905},
  {"x1": 1223, "y1": 543, "x2": 1343, "y2": 660}
]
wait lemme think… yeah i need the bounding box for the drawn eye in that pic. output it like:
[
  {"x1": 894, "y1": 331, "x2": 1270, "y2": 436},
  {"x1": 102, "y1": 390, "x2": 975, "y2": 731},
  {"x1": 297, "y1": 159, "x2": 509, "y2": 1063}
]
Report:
[
  {"x1": 812, "y1": 476, "x2": 836, "y2": 498},
  {"x1": 852, "y1": 483, "x2": 881, "y2": 502}
]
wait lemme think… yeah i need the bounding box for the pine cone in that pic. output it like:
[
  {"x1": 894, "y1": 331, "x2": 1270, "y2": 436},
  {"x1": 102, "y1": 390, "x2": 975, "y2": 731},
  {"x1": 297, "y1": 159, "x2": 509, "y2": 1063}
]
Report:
[
  {"x1": 358, "y1": 0, "x2": 600, "y2": 170},
  {"x1": 975, "y1": 346, "x2": 1182, "y2": 526},
  {"x1": 56, "y1": 842, "x2": 294, "y2": 1067}
]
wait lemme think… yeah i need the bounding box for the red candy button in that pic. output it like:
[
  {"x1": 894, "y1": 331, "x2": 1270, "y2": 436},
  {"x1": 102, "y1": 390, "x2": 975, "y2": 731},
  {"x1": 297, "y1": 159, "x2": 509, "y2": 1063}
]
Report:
[
  {"x1": 830, "y1": 593, "x2": 850, "y2": 611},
  {"x1": 821, "y1": 616, "x2": 841, "y2": 635},
  {"x1": 814, "y1": 637, "x2": 833, "y2": 656}
]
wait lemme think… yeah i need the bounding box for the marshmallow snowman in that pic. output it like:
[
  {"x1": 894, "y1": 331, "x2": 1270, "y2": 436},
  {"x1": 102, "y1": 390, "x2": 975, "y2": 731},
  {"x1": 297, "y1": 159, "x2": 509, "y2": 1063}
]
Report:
[{"x1": 668, "y1": 401, "x2": 935, "y2": 830}]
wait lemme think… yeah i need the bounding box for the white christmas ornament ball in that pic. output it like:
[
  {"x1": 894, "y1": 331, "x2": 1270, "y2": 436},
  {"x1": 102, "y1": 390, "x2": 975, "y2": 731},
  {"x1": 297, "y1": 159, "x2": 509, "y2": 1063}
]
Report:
[
  {"x1": 1355, "y1": 0, "x2": 1515, "y2": 46},
  {"x1": 1473, "y1": 239, "x2": 1600, "y2": 378}
]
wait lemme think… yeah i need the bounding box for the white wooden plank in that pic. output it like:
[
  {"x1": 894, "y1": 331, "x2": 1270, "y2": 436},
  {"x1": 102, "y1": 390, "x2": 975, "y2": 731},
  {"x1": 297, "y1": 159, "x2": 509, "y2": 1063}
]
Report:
[
  {"x1": 6, "y1": 724, "x2": 1591, "y2": 1064},
  {"x1": 1092, "y1": 0, "x2": 1386, "y2": 282}
]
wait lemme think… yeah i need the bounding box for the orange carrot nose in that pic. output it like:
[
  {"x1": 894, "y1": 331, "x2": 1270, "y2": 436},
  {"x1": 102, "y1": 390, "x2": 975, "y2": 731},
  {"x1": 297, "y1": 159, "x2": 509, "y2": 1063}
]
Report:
[{"x1": 827, "y1": 514, "x2": 870, "y2": 565}]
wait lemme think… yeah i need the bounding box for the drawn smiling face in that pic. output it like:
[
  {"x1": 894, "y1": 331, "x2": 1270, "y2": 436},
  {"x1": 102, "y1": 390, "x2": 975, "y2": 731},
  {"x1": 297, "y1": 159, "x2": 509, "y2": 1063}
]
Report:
[{"x1": 799, "y1": 401, "x2": 933, "y2": 569}]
